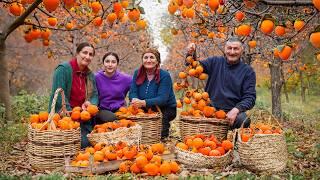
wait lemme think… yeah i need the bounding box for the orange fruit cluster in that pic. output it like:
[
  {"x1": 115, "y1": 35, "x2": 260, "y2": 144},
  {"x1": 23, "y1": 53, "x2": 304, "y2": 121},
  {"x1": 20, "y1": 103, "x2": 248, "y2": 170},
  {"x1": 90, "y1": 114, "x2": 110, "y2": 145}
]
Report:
[
  {"x1": 71, "y1": 142, "x2": 167, "y2": 168},
  {"x1": 29, "y1": 111, "x2": 80, "y2": 130},
  {"x1": 118, "y1": 143, "x2": 179, "y2": 175},
  {"x1": 92, "y1": 119, "x2": 136, "y2": 133},
  {"x1": 70, "y1": 105, "x2": 99, "y2": 122},
  {"x1": 177, "y1": 89, "x2": 226, "y2": 119},
  {"x1": 176, "y1": 134, "x2": 233, "y2": 157},
  {"x1": 178, "y1": 56, "x2": 208, "y2": 81},
  {"x1": 115, "y1": 105, "x2": 157, "y2": 117},
  {"x1": 240, "y1": 123, "x2": 283, "y2": 142}
]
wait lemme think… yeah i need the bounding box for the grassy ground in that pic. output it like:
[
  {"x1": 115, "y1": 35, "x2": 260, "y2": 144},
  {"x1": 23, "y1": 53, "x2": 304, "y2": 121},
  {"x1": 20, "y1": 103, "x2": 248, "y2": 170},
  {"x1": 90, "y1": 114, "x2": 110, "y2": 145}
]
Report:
[{"x1": 0, "y1": 88, "x2": 319, "y2": 179}]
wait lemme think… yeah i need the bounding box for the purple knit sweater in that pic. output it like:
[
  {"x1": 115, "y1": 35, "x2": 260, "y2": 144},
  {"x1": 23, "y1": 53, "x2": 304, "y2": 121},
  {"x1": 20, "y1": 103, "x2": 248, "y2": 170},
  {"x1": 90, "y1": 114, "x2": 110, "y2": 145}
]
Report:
[{"x1": 95, "y1": 70, "x2": 132, "y2": 112}]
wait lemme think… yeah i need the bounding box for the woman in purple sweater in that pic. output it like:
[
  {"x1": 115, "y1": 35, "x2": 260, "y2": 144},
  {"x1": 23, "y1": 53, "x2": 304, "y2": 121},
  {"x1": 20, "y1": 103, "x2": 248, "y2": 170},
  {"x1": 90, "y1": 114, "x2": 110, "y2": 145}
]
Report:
[{"x1": 95, "y1": 52, "x2": 132, "y2": 122}]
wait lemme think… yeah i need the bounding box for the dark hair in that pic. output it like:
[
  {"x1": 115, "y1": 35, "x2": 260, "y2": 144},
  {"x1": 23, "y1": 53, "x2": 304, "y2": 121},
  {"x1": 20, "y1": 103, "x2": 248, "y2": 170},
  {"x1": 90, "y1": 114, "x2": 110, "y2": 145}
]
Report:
[
  {"x1": 76, "y1": 42, "x2": 95, "y2": 56},
  {"x1": 102, "y1": 52, "x2": 120, "y2": 64},
  {"x1": 142, "y1": 48, "x2": 161, "y2": 63}
]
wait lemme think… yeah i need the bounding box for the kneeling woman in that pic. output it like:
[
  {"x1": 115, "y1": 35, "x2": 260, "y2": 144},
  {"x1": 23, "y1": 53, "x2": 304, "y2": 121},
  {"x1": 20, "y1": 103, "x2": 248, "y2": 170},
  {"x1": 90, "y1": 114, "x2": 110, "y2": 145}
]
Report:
[
  {"x1": 95, "y1": 52, "x2": 132, "y2": 123},
  {"x1": 129, "y1": 48, "x2": 176, "y2": 141},
  {"x1": 49, "y1": 42, "x2": 98, "y2": 148}
]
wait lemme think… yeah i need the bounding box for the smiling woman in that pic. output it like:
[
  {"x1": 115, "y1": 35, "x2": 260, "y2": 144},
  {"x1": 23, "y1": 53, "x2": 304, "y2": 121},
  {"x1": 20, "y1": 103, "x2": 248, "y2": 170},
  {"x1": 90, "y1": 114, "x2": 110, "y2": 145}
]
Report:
[
  {"x1": 95, "y1": 52, "x2": 132, "y2": 123},
  {"x1": 48, "y1": 42, "x2": 99, "y2": 148}
]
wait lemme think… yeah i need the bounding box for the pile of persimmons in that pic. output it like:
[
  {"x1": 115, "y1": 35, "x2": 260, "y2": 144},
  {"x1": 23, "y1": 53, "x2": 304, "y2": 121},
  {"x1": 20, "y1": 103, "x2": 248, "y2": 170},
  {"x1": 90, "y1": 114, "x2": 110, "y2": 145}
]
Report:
[
  {"x1": 176, "y1": 134, "x2": 233, "y2": 157},
  {"x1": 240, "y1": 122, "x2": 283, "y2": 142},
  {"x1": 91, "y1": 119, "x2": 137, "y2": 133},
  {"x1": 70, "y1": 141, "x2": 180, "y2": 176},
  {"x1": 29, "y1": 104, "x2": 99, "y2": 130},
  {"x1": 115, "y1": 105, "x2": 157, "y2": 117}
]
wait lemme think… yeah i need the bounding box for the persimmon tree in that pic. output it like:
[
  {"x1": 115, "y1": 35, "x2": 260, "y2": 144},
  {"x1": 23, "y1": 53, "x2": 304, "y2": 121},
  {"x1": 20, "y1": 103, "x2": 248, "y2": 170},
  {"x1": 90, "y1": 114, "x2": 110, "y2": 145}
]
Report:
[
  {"x1": 0, "y1": 0, "x2": 149, "y2": 123},
  {"x1": 164, "y1": 0, "x2": 320, "y2": 119}
]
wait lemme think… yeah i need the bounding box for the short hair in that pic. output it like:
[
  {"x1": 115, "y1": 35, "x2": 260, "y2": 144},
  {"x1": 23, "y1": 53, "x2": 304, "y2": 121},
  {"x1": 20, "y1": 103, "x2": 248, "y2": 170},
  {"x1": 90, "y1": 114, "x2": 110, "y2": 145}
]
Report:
[
  {"x1": 76, "y1": 42, "x2": 95, "y2": 56},
  {"x1": 102, "y1": 52, "x2": 120, "y2": 64},
  {"x1": 226, "y1": 36, "x2": 243, "y2": 45}
]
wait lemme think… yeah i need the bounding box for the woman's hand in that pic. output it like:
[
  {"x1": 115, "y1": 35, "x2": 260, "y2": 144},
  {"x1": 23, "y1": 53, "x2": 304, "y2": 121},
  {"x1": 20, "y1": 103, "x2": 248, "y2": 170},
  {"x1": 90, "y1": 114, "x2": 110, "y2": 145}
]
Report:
[
  {"x1": 131, "y1": 98, "x2": 146, "y2": 108},
  {"x1": 81, "y1": 101, "x2": 91, "y2": 110}
]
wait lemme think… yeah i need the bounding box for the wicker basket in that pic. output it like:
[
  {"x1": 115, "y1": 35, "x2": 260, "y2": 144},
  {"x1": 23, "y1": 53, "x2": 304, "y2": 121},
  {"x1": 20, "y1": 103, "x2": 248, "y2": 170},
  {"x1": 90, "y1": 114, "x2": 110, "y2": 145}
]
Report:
[
  {"x1": 179, "y1": 115, "x2": 229, "y2": 140},
  {"x1": 175, "y1": 147, "x2": 232, "y2": 170},
  {"x1": 27, "y1": 88, "x2": 81, "y2": 170},
  {"x1": 237, "y1": 110, "x2": 288, "y2": 173},
  {"x1": 117, "y1": 109, "x2": 162, "y2": 145},
  {"x1": 87, "y1": 124, "x2": 142, "y2": 146}
]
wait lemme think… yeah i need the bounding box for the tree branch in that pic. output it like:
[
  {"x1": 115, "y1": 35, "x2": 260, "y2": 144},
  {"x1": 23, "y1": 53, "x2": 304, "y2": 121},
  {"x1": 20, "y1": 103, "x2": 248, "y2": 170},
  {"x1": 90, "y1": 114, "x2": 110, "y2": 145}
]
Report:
[{"x1": 3, "y1": 0, "x2": 43, "y2": 39}]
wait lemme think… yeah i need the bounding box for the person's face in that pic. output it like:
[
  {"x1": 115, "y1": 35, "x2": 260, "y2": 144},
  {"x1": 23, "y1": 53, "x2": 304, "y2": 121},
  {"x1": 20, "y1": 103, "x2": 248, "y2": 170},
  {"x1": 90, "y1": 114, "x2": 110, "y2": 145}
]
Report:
[
  {"x1": 76, "y1": 46, "x2": 94, "y2": 67},
  {"x1": 224, "y1": 41, "x2": 243, "y2": 63},
  {"x1": 142, "y1": 52, "x2": 158, "y2": 70},
  {"x1": 103, "y1": 55, "x2": 118, "y2": 75}
]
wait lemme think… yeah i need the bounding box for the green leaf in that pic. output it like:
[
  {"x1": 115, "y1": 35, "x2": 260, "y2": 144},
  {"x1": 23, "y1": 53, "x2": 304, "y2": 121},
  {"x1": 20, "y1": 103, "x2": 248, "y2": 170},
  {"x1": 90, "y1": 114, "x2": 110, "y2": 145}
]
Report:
[
  {"x1": 293, "y1": 151, "x2": 305, "y2": 158},
  {"x1": 138, "y1": 6, "x2": 145, "y2": 14}
]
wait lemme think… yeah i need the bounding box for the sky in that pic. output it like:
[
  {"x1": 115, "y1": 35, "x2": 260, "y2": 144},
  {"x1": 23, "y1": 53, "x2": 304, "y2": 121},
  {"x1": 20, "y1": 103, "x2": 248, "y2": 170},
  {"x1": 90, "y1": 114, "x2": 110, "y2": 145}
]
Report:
[{"x1": 140, "y1": 0, "x2": 169, "y2": 63}]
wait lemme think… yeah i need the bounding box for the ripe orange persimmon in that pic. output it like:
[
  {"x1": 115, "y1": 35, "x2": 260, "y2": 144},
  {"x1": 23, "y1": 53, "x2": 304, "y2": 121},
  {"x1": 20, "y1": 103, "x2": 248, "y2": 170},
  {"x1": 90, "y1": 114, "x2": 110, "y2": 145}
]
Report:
[
  {"x1": 159, "y1": 162, "x2": 171, "y2": 175},
  {"x1": 30, "y1": 114, "x2": 40, "y2": 123},
  {"x1": 170, "y1": 161, "x2": 180, "y2": 173},
  {"x1": 47, "y1": 17, "x2": 57, "y2": 26},
  {"x1": 237, "y1": 24, "x2": 251, "y2": 36},
  {"x1": 9, "y1": 3, "x2": 23, "y2": 16},
  {"x1": 128, "y1": 9, "x2": 140, "y2": 22},
  {"x1": 39, "y1": 111, "x2": 49, "y2": 122},
  {"x1": 176, "y1": 142, "x2": 188, "y2": 150},
  {"x1": 43, "y1": 0, "x2": 59, "y2": 12},
  {"x1": 260, "y1": 19, "x2": 274, "y2": 34},
  {"x1": 208, "y1": 0, "x2": 219, "y2": 11},
  {"x1": 215, "y1": 110, "x2": 226, "y2": 119},
  {"x1": 71, "y1": 111, "x2": 81, "y2": 121},
  {"x1": 279, "y1": 45, "x2": 292, "y2": 61},
  {"x1": 144, "y1": 163, "x2": 159, "y2": 176},
  {"x1": 274, "y1": 25, "x2": 286, "y2": 36},
  {"x1": 91, "y1": 2, "x2": 101, "y2": 13},
  {"x1": 87, "y1": 104, "x2": 99, "y2": 116},
  {"x1": 209, "y1": 149, "x2": 221, "y2": 156},
  {"x1": 294, "y1": 20, "x2": 305, "y2": 31},
  {"x1": 80, "y1": 110, "x2": 91, "y2": 121},
  {"x1": 235, "y1": 11, "x2": 245, "y2": 21},
  {"x1": 309, "y1": 32, "x2": 320, "y2": 48},
  {"x1": 248, "y1": 40, "x2": 257, "y2": 48}
]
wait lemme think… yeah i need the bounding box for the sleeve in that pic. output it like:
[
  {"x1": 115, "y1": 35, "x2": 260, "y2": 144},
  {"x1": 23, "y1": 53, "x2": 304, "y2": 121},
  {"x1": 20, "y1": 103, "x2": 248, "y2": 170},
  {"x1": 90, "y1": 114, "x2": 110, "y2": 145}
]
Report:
[
  {"x1": 128, "y1": 71, "x2": 138, "y2": 101},
  {"x1": 235, "y1": 70, "x2": 256, "y2": 112},
  {"x1": 125, "y1": 75, "x2": 133, "y2": 95},
  {"x1": 48, "y1": 66, "x2": 72, "y2": 112},
  {"x1": 145, "y1": 72, "x2": 173, "y2": 107},
  {"x1": 89, "y1": 74, "x2": 99, "y2": 106},
  {"x1": 199, "y1": 57, "x2": 213, "y2": 74}
]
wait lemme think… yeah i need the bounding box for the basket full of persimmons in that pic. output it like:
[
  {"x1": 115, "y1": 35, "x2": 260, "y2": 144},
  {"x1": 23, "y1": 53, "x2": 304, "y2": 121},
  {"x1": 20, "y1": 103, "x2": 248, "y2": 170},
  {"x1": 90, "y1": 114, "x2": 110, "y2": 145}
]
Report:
[
  {"x1": 27, "y1": 88, "x2": 99, "y2": 170},
  {"x1": 87, "y1": 119, "x2": 142, "y2": 146},
  {"x1": 237, "y1": 110, "x2": 288, "y2": 173},
  {"x1": 175, "y1": 133, "x2": 234, "y2": 170}
]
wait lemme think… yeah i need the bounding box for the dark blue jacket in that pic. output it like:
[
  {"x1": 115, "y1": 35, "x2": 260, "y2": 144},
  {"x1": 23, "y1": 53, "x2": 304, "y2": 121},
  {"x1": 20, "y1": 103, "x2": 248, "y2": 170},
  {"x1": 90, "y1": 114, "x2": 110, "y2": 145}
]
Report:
[
  {"x1": 129, "y1": 69, "x2": 176, "y2": 108},
  {"x1": 200, "y1": 56, "x2": 256, "y2": 112}
]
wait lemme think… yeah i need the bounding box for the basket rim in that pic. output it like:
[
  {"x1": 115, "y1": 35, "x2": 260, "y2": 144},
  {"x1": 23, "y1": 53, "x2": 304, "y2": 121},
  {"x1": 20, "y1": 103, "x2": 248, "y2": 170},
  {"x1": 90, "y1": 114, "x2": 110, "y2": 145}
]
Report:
[
  {"x1": 175, "y1": 146, "x2": 232, "y2": 159},
  {"x1": 117, "y1": 113, "x2": 161, "y2": 120},
  {"x1": 237, "y1": 129, "x2": 285, "y2": 144},
  {"x1": 28, "y1": 124, "x2": 80, "y2": 132},
  {"x1": 180, "y1": 115, "x2": 229, "y2": 125},
  {"x1": 87, "y1": 124, "x2": 142, "y2": 137}
]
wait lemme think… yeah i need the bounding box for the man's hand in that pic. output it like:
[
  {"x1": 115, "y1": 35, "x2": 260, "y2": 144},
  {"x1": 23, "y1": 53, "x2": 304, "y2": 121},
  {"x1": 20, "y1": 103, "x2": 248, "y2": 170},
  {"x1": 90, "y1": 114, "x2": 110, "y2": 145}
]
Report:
[
  {"x1": 186, "y1": 43, "x2": 196, "y2": 55},
  {"x1": 226, "y1": 108, "x2": 240, "y2": 126},
  {"x1": 131, "y1": 98, "x2": 146, "y2": 108},
  {"x1": 81, "y1": 101, "x2": 91, "y2": 110}
]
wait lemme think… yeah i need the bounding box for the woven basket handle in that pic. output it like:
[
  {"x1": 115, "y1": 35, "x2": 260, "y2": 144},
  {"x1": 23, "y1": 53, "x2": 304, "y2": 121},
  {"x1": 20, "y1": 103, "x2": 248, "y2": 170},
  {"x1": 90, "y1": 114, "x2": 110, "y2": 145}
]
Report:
[
  {"x1": 240, "y1": 109, "x2": 283, "y2": 131},
  {"x1": 155, "y1": 105, "x2": 163, "y2": 117},
  {"x1": 41, "y1": 88, "x2": 68, "y2": 130}
]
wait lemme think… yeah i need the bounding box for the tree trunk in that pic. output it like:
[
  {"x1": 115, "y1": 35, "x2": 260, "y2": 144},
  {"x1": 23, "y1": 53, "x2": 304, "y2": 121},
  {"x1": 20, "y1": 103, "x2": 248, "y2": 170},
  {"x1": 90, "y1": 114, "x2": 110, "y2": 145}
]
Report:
[
  {"x1": 281, "y1": 68, "x2": 289, "y2": 103},
  {"x1": 270, "y1": 60, "x2": 283, "y2": 120},
  {"x1": 0, "y1": 36, "x2": 12, "y2": 123},
  {"x1": 299, "y1": 71, "x2": 306, "y2": 103}
]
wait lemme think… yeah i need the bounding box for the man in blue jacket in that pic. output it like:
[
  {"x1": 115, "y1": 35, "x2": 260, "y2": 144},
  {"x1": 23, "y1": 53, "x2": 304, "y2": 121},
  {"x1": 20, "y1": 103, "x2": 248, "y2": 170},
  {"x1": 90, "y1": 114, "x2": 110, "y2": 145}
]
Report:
[{"x1": 186, "y1": 37, "x2": 256, "y2": 129}]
